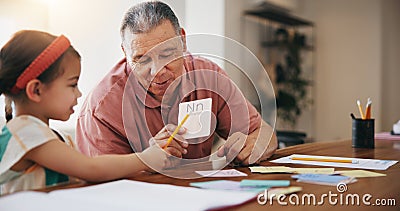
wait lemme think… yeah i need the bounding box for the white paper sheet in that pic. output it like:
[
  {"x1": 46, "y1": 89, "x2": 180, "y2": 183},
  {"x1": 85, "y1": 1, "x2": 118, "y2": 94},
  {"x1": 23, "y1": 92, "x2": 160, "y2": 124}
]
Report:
[
  {"x1": 195, "y1": 169, "x2": 248, "y2": 177},
  {"x1": 271, "y1": 154, "x2": 398, "y2": 170},
  {"x1": 0, "y1": 191, "x2": 114, "y2": 211},
  {"x1": 0, "y1": 180, "x2": 257, "y2": 211},
  {"x1": 249, "y1": 166, "x2": 335, "y2": 174}
]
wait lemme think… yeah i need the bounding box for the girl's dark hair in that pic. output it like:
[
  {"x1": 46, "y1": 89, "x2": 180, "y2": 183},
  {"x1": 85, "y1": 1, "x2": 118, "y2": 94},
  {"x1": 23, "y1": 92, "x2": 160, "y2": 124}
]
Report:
[{"x1": 0, "y1": 30, "x2": 80, "y2": 121}]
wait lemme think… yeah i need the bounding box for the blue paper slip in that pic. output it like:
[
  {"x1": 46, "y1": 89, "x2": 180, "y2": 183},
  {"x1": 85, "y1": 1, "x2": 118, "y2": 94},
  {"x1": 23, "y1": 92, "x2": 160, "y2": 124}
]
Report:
[
  {"x1": 240, "y1": 179, "x2": 290, "y2": 187},
  {"x1": 292, "y1": 174, "x2": 356, "y2": 186},
  {"x1": 190, "y1": 180, "x2": 266, "y2": 193}
]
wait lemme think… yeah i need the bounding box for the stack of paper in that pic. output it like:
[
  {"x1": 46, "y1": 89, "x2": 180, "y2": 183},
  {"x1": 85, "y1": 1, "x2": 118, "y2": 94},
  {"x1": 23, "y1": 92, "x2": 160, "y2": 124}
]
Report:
[
  {"x1": 271, "y1": 154, "x2": 398, "y2": 170},
  {"x1": 292, "y1": 174, "x2": 357, "y2": 186},
  {"x1": 250, "y1": 166, "x2": 386, "y2": 178},
  {"x1": 0, "y1": 180, "x2": 258, "y2": 211}
]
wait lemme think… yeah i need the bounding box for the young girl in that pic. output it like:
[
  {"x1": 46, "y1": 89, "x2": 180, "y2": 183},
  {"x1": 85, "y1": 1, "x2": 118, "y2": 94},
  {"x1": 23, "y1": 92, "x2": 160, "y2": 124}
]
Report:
[{"x1": 0, "y1": 30, "x2": 175, "y2": 195}]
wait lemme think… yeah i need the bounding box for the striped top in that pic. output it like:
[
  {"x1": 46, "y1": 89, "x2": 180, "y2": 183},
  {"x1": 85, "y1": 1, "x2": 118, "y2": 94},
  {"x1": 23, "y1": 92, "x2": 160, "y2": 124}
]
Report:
[{"x1": 0, "y1": 115, "x2": 74, "y2": 195}]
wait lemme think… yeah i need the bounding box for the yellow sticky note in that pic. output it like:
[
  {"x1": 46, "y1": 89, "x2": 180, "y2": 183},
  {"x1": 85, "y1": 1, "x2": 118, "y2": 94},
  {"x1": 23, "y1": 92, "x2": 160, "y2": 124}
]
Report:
[
  {"x1": 336, "y1": 170, "x2": 386, "y2": 178},
  {"x1": 291, "y1": 168, "x2": 335, "y2": 174},
  {"x1": 250, "y1": 166, "x2": 292, "y2": 173}
]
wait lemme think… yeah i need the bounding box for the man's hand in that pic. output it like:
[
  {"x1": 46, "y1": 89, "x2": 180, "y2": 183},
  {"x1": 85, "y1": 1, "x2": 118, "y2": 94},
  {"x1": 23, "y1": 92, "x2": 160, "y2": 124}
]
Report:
[
  {"x1": 217, "y1": 120, "x2": 277, "y2": 166},
  {"x1": 150, "y1": 124, "x2": 189, "y2": 158}
]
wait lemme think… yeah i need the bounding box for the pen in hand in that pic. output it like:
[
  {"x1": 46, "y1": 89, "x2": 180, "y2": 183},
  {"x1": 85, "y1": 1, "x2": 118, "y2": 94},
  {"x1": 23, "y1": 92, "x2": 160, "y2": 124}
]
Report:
[{"x1": 163, "y1": 114, "x2": 190, "y2": 149}]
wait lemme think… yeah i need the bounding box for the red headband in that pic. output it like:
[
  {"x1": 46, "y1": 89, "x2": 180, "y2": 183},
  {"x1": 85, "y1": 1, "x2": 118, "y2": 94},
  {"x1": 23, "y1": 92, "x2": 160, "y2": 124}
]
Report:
[{"x1": 10, "y1": 35, "x2": 71, "y2": 94}]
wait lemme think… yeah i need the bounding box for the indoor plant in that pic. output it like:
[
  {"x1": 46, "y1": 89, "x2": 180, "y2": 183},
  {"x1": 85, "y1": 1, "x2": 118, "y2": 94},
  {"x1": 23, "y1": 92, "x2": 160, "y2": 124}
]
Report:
[{"x1": 273, "y1": 28, "x2": 312, "y2": 128}]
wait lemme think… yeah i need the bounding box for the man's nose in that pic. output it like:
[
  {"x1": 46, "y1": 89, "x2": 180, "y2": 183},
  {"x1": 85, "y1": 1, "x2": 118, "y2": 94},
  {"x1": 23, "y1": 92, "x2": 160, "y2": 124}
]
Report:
[
  {"x1": 150, "y1": 62, "x2": 158, "y2": 76},
  {"x1": 149, "y1": 58, "x2": 164, "y2": 76}
]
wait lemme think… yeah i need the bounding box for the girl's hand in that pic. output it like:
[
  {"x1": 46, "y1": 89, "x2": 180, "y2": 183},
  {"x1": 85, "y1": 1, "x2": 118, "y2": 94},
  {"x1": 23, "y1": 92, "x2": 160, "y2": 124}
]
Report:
[{"x1": 139, "y1": 141, "x2": 169, "y2": 172}]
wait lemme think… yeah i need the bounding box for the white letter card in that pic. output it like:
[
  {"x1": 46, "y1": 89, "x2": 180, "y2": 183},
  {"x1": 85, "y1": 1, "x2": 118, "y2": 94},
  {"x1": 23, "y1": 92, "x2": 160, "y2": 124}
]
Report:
[{"x1": 179, "y1": 98, "x2": 212, "y2": 139}]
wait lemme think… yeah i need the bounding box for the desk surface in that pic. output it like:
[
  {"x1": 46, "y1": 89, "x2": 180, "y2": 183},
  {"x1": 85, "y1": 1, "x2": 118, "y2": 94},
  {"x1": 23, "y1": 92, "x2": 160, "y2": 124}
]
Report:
[{"x1": 44, "y1": 139, "x2": 400, "y2": 210}]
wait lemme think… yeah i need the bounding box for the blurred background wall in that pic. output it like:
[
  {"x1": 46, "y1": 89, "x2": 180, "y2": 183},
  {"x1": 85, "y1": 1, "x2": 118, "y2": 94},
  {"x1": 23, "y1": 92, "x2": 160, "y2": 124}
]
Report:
[{"x1": 0, "y1": 0, "x2": 399, "y2": 142}]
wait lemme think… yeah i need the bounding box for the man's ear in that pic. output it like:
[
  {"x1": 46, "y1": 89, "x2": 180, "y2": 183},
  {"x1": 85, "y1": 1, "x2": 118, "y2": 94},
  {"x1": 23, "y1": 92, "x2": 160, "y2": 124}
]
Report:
[
  {"x1": 121, "y1": 43, "x2": 126, "y2": 57},
  {"x1": 25, "y1": 79, "x2": 43, "y2": 103},
  {"x1": 180, "y1": 28, "x2": 187, "y2": 52}
]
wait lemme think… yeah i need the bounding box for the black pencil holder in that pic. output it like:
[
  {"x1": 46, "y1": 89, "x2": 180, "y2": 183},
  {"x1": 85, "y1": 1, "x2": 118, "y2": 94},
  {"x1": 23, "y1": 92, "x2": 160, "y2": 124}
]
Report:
[{"x1": 352, "y1": 118, "x2": 375, "y2": 148}]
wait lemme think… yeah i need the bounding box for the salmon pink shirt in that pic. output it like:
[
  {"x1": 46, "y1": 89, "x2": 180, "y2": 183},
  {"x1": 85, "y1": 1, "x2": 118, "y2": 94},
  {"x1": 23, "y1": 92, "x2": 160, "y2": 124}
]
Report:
[{"x1": 76, "y1": 54, "x2": 261, "y2": 159}]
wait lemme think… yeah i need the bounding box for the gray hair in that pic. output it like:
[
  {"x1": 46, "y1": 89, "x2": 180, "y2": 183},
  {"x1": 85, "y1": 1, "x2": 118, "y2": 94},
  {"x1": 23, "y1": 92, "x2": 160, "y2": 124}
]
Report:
[{"x1": 120, "y1": 1, "x2": 181, "y2": 43}]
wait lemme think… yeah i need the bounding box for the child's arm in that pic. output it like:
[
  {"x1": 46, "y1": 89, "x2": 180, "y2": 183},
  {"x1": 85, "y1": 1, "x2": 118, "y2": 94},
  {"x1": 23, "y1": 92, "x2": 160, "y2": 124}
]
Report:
[{"x1": 23, "y1": 139, "x2": 168, "y2": 182}]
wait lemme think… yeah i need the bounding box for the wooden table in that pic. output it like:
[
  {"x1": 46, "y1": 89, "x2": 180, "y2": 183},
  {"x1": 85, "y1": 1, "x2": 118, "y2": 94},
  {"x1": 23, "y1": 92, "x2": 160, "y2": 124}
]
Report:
[{"x1": 44, "y1": 139, "x2": 400, "y2": 210}]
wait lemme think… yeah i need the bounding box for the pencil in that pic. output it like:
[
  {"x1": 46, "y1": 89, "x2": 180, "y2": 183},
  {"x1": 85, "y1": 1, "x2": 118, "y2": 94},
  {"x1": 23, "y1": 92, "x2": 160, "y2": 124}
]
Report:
[
  {"x1": 365, "y1": 98, "x2": 372, "y2": 119},
  {"x1": 163, "y1": 114, "x2": 190, "y2": 149},
  {"x1": 357, "y1": 100, "x2": 365, "y2": 119},
  {"x1": 291, "y1": 157, "x2": 358, "y2": 164}
]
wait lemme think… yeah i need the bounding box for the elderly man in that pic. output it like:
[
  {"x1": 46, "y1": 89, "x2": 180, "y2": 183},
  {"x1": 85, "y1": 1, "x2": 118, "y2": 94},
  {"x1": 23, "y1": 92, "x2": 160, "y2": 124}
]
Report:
[{"x1": 76, "y1": 1, "x2": 277, "y2": 167}]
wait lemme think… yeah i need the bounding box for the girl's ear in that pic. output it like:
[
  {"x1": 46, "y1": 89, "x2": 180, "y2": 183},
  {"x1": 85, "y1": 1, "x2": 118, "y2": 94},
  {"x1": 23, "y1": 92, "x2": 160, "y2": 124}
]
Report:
[{"x1": 25, "y1": 79, "x2": 43, "y2": 103}]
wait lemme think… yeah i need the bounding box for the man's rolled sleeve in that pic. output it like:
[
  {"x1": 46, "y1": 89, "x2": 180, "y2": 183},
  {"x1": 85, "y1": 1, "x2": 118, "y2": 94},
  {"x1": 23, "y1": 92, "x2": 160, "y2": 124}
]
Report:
[{"x1": 76, "y1": 112, "x2": 132, "y2": 156}]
